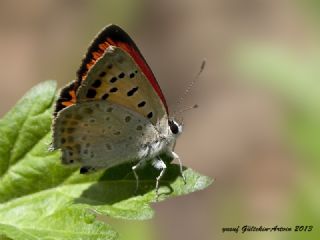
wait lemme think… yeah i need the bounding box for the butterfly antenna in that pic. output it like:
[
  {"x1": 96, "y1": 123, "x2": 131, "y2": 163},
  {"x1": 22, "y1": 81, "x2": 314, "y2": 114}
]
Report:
[
  {"x1": 173, "y1": 59, "x2": 206, "y2": 116},
  {"x1": 173, "y1": 104, "x2": 199, "y2": 121},
  {"x1": 175, "y1": 104, "x2": 198, "y2": 116}
]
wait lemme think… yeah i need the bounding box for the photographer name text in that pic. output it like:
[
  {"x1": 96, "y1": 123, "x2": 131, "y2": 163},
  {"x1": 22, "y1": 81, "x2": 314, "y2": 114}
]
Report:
[{"x1": 222, "y1": 225, "x2": 313, "y2": 233}]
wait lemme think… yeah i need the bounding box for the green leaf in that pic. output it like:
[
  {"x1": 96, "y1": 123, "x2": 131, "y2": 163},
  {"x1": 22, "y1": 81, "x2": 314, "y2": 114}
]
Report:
[{"x1": 0, "y1": 81, "x2": 213, "y2": 240}]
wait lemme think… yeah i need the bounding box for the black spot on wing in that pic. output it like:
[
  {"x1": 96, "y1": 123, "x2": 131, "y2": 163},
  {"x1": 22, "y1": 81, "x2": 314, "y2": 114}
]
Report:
[
  {"x1": 118, "y1": 72, "x2": 125, "y2": 78},
  {"x1": 106, "y1": 143, "x2": 112, "y2": 150},
  {"x1": 125, "y1": 116, "x2": 131, "y2": 122},
  {"x1": 138, "y1": 101, "x2": 146, "y2": 107},
  {"x1": 110, "y1": 87, "x2": 118, "y2": 93},
  {"x1": 147, "y1": 112, "x2": 153, "y2": 119},
  {"x1": 86, "y1": 89, "x2": 97, "y2": 98},
  {"x1": 110, "y1": 77, "x2": 117, "y2": 83},
  {"x1": 99, "y1": 71, "x2": 106, "y2": 77},
  {"x1": 92, "y1": 79, "x2": 102, "y2": 88},
  {"x1": 102, "y1": 93, "x2": 109, "y2": 100},
  {"x1": 127, "y1": 87, "x2": 138, "y2": 96}
]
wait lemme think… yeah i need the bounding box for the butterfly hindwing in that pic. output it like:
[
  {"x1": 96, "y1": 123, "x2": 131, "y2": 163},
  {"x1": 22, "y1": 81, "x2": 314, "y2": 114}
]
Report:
[
  {"x1": 52, "y1": 100, "x2": 159, "y2": 168},
  {"x1": 76, "y1": 46, "x2": 167, "y2": 125}
]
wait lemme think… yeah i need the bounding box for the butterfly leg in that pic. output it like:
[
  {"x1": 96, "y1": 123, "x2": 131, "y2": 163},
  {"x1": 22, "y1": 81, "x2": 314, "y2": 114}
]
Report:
[
  {"x1": 152, "y1": 157, "x2": 167, "y2": 201},
  {"x1": 169, "y1": 151, "x2": 186, "y2": 184},
  {"x1": 132, "y1": 160, "x2": 144, "y2": 195}
]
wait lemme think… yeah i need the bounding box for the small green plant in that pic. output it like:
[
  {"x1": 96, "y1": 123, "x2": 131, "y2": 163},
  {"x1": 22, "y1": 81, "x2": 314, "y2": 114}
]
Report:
[{"x1": 0, "y1": 81, "x2": 212, "y2": 240}]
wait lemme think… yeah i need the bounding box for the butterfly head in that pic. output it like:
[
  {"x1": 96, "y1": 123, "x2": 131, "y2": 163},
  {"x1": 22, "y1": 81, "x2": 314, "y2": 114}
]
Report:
[{"x1": 168, "y1": 119, "x2": 183, "y2": 136}]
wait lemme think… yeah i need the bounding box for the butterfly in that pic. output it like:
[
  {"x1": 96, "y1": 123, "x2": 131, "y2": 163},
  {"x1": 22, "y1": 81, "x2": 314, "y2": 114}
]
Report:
[{"x1": 51, "y1": 24, "x2": 185, "y2": 198}]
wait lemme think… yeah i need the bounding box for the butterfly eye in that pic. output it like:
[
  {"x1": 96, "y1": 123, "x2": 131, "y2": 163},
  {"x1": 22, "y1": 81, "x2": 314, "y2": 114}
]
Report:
[{"x1": 169, "y1": 120, "x2": 179, "y2": 134}]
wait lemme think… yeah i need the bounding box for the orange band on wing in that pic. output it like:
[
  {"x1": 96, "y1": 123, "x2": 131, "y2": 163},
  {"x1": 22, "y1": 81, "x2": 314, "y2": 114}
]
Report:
[
  {"x1": 61, "y1": 89, "x2": 77, "y2": 107},
  {"x1": 54, "y1": 82, "x2": 77, "y2": 117}
]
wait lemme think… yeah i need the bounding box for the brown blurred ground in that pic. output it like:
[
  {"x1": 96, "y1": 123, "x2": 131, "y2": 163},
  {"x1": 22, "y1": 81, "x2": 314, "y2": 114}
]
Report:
[{"x1": 0, "y1": 0, "x2": 314, "y2": 240}]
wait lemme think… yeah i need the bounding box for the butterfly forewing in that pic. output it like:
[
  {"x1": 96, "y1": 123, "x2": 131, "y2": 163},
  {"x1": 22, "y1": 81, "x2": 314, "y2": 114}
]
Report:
[
  {"x1": 76, "y1": 46, "x2": 167, "y2": 125},
  {"x1": 53, "y1": 24, "x2": 168, "y2": 118},
  {"x1": 77, "y1": 24, "x2": 168, "y2": 113}
]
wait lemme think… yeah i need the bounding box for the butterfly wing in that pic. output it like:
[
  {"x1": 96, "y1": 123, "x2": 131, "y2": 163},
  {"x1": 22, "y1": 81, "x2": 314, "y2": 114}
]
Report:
[
  {"x1": 52, "y1": 25, "x2": 171, "y2": 169},
  {"x1": 54, "y1": 24, "x2": 168, "y2": 117},
  {"x1": 76, "y1": 46, "x2": 167, "y2": 125},
  {"x1": 78, "y1": 24, "x2": 168, "y2": 112},
  {"x1": 52, "y1": 100, "x2": 159, "y2": 168}
]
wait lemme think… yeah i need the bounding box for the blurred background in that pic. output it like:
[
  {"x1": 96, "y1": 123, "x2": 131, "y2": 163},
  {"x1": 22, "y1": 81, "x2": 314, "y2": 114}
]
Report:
[{"x1": 0, "y1": 0, "x2": 319, "y2": 239}]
